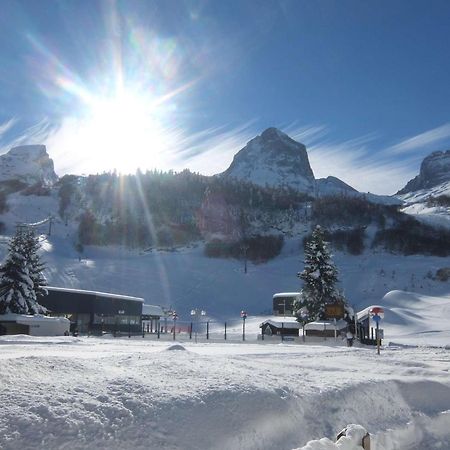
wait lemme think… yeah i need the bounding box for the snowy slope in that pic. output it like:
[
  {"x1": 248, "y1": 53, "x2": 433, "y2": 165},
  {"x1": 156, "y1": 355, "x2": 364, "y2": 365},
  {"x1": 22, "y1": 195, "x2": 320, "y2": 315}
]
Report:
[
  {"x1": 0, "y1": 185, "x2": 449, "y2": 322},
  {"x1": 17, "y1": 229, "x2": 448, "y2": 320},
  {"x1": 1, "y1": 187, "x2": 449, "y2": 321},
  {"x1": 396, "y1": 181, "x2": 450, "y2": 230},
  {"x1": 395, "y1": 150, "x2": 450, "y2": 227},
  {"x1": 378, "y1": 290, "x2": 450, "y2": 347}
]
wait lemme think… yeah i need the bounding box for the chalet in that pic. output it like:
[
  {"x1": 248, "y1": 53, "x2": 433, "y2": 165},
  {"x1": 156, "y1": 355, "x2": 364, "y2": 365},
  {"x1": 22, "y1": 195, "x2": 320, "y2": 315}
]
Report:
[{"x1": 260, "y1": 317, "x2": 301, "y2": 337}]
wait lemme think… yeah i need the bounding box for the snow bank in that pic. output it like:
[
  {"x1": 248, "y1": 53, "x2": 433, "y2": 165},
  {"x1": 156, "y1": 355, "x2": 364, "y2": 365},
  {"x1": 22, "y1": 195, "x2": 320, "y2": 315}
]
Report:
[{"x1": 379, "y1": 290, "x2": 450, "y2": 347}]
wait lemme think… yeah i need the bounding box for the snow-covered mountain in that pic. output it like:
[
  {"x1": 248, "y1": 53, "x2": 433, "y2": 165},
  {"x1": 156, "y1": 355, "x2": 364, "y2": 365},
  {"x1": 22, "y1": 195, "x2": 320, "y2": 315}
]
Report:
[
  {"x1": 221, "y1": 127, "x2": 316, "y2": 193},
  {"x1": 221, "y1": 128, "x2": 400, "y2": 206},
  {"x1": 397, "y1": 150, "x2": 450, "y2": 195},
  {"x1": 0, "y1": 145, "x2": 58, "y2": 186},
  {"x1": 395, "y1": 150, "x2": 450, "y2": 229},
  {"x1": 315, "y1": 176, "x2": 356, "y2": 196}
]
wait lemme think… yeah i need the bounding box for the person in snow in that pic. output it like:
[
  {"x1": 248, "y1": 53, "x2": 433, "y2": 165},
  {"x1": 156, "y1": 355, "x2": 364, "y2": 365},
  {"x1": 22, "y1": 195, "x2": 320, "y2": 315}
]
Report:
[{"x1": 346, "y1": 329, "x2": 354, "y2": 347}]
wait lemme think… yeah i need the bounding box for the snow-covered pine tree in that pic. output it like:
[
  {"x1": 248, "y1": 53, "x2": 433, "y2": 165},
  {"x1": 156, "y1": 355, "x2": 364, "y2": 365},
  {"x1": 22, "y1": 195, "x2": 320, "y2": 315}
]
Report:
[
  {"x1": 0, "y1": 228, "x2": 47, "y2": 315},
  {"x1": 294, "y1": 225, "x2": 342, "y2": 321},
  {"x1": 23, "y1": 229, "x2": 48, "y2": 300}
]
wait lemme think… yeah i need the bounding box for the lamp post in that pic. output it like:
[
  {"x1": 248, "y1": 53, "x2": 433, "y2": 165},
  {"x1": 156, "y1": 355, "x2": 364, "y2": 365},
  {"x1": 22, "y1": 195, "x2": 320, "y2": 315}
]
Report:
[
  {"x1": 190, "y1": 308, "x2": 206, "y2": 343},
  {"x1": 240, "y1": 244, "x2": 249, "y2": 274},
  {"x1": 172, "y1": 311, "x2": 178, "y2": 341},
  {"x1": 241, "y1": 310, "x2": 248, "y2": 341},
  {"x1": 369, "y1": 307, "x2": 384, "y2": 355}
]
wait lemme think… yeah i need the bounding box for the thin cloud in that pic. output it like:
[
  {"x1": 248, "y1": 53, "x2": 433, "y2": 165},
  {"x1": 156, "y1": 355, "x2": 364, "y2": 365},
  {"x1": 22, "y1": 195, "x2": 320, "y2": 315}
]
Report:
[
  {"x1": 283, "y1": 123, "x2": 328, "y2": 144},
  {"x1": 0, "y1": 118, "x2": 17, "y2": 138},
  {"x1": 306, "y1": 135, "x2": 411, "y2": 194},
  {"x1": 388, "y1": 123, "x2": 450, "y2": 155},
  {"x1": 170, "y1": 121, "x2": 258, "y2": 175},
  {"x1": 0, "y1": 119, "x2": 56, "y2": 155}
]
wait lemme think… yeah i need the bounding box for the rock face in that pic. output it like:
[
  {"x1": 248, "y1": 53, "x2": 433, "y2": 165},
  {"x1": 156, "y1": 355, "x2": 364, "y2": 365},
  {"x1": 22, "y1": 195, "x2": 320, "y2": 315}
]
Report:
[
  {"x1": 0, "y1": 145, "x2": 58, "y2": 186},
  {"x1": 397, "y1": 150, "x2": 450, "y2": 194},
  {"x1": 316, "y1": 176, "x2": 357, "y2": 196},
  {"x1": 222, "y1": 128, "x2": 316, "y2": 193}
]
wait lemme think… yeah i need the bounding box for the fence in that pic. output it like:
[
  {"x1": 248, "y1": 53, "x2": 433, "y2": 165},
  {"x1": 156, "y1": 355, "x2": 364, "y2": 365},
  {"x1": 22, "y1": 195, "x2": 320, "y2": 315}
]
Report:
[{"x1": 140, "y1": 320, "x2": 250, "y2": 342}]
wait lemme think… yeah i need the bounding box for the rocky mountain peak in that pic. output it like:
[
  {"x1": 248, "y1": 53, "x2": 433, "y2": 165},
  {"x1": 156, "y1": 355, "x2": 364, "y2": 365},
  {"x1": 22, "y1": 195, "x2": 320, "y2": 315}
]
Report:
[
  {"x1": 397, "y1": 150, "x2": 450, "y2": 195},
  {"x1": 0, "y1": 145, "x2": 58, "y2": 186},
  {"x1": 221, "y1": 128, "x2": 316, "y2": 193}
]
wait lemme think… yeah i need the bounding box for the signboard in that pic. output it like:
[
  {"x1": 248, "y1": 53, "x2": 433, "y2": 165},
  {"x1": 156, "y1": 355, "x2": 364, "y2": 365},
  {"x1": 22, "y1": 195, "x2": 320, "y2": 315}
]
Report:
[
  {"x1": 324, "y1": 303, "x2": 345, "y2": 319},
  {"x1": 372, "y1": 314, "x2": 381, "y2": 324},
  {"x1": 369, "y1": 307, "x2": 385, "y2": 318}
]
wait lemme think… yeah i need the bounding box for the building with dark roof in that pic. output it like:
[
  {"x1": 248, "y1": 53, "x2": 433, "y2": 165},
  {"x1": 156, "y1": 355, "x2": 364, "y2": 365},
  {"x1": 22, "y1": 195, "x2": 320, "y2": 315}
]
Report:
[{"x1": 40, "y1": 287, "x2": 144, "y2": 335}]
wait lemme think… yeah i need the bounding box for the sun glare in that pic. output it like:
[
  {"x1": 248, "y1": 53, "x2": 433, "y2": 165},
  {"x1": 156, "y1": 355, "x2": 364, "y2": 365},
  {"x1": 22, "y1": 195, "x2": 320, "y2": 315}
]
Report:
[{"x1": 77, "y1": 90, "x2": 167, "y2": 173}]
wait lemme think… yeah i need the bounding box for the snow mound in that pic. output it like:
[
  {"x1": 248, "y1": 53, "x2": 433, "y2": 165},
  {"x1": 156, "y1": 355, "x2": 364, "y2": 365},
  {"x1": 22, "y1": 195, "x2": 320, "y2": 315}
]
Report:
[
  {"x1": 379, "y1": 290, "x2": 450, "y2": 347},
  {"x1": 165, "y1": 343, "x2": 187, "y2": 351},
  {"x1": 0, "y1": 334, "x2": 80, "y2": 345}
]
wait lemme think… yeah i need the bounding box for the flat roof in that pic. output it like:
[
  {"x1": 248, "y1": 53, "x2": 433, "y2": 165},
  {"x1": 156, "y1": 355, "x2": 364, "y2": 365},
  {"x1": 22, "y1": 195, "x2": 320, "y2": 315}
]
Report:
[
  {"x1": 260, "y1": 319, "x2": 301, "y2": 329},
  {"x1": 46, "y1": 286, "x2": 144, "y2": 303},
  {"x1": 142, "y1": 304, "x2": 164, "y2": 316},
  {"x1": 273, "y1": 292, "x2": 300, "y2": 298}
]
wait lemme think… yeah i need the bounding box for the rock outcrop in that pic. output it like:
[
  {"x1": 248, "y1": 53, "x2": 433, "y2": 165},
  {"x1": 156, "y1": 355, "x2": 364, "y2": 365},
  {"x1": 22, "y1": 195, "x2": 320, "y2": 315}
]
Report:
[{"x1": 0, "y1": 145, "x2": 58, "y2": 186}]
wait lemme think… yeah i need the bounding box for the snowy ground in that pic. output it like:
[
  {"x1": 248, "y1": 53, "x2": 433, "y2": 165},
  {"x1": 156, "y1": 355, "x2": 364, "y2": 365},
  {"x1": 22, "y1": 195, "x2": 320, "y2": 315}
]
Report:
[{"x1": 1, "y1": 335, "x2": 449, "y2": 450}]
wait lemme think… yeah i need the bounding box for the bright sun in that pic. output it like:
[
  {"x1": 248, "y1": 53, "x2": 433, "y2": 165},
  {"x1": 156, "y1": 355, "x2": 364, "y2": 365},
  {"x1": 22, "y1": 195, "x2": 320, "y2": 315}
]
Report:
[{"x1": 79, "y1": 91, "x2": 167, "y2": 173}]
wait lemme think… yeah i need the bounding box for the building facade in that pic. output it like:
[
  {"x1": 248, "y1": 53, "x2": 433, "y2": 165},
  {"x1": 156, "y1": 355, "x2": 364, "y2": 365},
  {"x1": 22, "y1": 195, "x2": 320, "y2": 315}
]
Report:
[{"x1": 40, "y1": 287, "x2": 144, "y2": 335}]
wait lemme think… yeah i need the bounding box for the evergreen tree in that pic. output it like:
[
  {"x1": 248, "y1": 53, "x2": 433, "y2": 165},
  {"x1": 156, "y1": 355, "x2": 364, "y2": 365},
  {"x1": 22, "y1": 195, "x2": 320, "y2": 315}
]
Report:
[
  {"x1": 0, "y1": 228, "x2": 47, "y2": 315},
  {"x1": 23, "y1": 230, "x2": 48, "y2": 299},
  {"x1": 294, "y1": 225, "x2": 342, "y2": 321}
]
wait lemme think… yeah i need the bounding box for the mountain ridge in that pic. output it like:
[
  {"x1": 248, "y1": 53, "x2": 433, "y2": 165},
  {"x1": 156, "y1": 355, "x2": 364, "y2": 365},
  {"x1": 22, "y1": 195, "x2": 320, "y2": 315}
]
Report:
[
  {"x1": 221, "y1": 127, "x2": 316, "y2": 193},
  {"x1": 397, "y1": 150, "x2": 450, "y2": 195},
  {"x1": 0, "y1": 145, "x2": 58, "y2": 187}
]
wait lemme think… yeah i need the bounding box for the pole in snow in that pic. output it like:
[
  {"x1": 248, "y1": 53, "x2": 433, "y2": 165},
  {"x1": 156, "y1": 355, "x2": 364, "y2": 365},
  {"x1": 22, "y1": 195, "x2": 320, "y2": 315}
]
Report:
[{"x1": 241, "y1": 310, "x2": 248, "y2": 341}]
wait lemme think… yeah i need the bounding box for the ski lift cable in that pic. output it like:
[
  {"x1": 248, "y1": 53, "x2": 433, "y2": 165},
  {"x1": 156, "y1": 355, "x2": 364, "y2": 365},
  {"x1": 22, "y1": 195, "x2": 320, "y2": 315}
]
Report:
[
  {"x1": 16, "y1": 215, "x2": 53, "y2": 228},
  {"x1": 15, "y1": 215, "x2": 54, "y2": 236}
]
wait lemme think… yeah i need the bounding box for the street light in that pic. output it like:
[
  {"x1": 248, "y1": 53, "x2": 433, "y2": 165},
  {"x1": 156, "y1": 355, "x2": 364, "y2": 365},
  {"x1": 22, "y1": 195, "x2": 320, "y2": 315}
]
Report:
[
  {"x1": 240, "y1": 244, "x2": 249, "y2": 274},
  {"x1": 190, "y1": 308, "x2": 206, "y2": 343},
  {"x1": 240, "y1": 310, "x2": 248, "y2": 341},
  {"x1": 172, "y1": 311, "x2": 178, "y2": 341}
]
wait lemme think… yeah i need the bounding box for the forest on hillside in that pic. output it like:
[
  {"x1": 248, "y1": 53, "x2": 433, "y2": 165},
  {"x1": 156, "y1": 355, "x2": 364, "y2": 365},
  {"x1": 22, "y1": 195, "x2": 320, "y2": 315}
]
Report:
[{"x1": 53, "y1": 171, "x2": 450, "y2": 260}]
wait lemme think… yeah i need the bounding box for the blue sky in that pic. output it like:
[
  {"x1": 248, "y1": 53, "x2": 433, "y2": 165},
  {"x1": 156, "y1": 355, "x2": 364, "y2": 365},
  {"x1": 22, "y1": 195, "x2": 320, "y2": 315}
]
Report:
[{"x1": 0, "y1": 0, "x2": 449, "y2": 194}]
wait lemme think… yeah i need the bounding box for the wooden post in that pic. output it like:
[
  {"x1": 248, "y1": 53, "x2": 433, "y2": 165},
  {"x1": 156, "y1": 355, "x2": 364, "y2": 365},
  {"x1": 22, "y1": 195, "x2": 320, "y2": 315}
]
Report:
[{"x1": 224, "y1": 322, "x2": 227, "y2": 340}]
